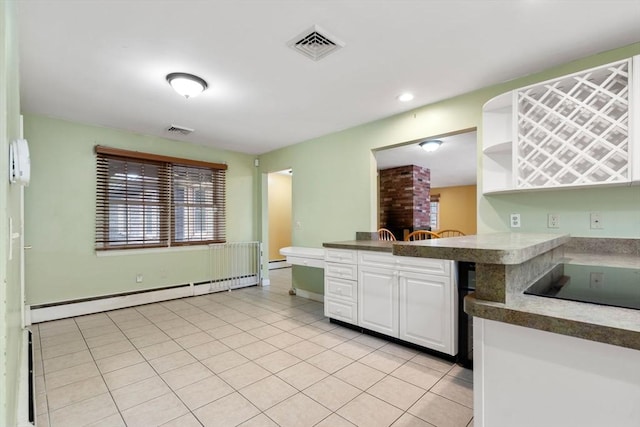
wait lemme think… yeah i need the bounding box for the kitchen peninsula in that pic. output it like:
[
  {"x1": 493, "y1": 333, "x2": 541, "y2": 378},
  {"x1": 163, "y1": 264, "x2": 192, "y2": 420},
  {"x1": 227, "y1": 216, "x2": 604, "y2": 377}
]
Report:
[{"x1": 391, "y1": 233, "x2": 640, "y2": 427}]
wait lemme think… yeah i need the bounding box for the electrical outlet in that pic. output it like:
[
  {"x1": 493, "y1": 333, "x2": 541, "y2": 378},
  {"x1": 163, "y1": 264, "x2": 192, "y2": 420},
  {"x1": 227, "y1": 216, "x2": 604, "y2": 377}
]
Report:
[
  {"x1": 590, "y1": 272, "x2": 604, "y2": 289},
  {"x1": 136, "y1": 274, "x2": 143, "y2": 283},
  {"x1": 510, "y1": 213, "x2": 521, "y2": 228},
  {"x1": 295, "y1": 221, "x2": 303, "y2": 230},
  {"x1": 590, "y1": 212, "x2": 603, "y2": 229},
  {"x1": 547, "y1": 213, "x2": 559, "y2": 228}
]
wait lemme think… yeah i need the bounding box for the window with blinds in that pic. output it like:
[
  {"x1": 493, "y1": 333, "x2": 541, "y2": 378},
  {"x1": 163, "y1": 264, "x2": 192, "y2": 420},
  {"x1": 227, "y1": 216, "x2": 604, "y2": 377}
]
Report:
[
  {"x1": 95, "y1": 146, "x2": 227, "y2": 250},
  {"x1": 430, "y1": 193, "x2": 440, "y2": 231},
  {"x1": 172, "y1": 165, "x2": 225, "y2": 245}
]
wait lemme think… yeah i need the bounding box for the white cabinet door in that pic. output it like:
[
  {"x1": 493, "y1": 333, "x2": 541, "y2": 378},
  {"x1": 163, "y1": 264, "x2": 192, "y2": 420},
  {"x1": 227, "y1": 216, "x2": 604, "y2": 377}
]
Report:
[
  {"x1": 358, "y1": 265, "x2": 398, "y2": 337},
  {"x1": 398, "y1": 270, "x2": 456, "y2": 355}
]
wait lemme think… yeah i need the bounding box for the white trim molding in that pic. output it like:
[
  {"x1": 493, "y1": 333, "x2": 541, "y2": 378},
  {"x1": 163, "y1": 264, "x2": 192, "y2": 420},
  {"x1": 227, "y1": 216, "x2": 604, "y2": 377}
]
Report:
[{"x1": 29, "y1": 277, "x2": 259, "y2": 323}]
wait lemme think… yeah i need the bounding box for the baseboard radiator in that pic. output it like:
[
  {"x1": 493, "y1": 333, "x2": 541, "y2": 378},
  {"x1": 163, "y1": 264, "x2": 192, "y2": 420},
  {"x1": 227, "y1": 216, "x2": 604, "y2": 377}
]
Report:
[
  {"x1": 208, "y1": 241, "x2": 262, "y2": 292},
  {"x1": 17, "y1": 329, "x2": 35, "y2": 426},
  {"x1": 29, "y1": 241, "x2": 263, "y2": 324}
]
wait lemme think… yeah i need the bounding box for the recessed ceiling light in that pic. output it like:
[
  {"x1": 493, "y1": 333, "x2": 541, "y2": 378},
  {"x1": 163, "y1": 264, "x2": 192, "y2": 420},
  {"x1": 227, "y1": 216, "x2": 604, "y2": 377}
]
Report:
[
  {"x1": 419, "y1": 140, "x2": 442, "y2": 152},
  {"x1": 166, "y1": 72, "x2": 208, "y2": 98},
  {"x1": 397, "y1": 93, "x2": 414, "y2": 102}
]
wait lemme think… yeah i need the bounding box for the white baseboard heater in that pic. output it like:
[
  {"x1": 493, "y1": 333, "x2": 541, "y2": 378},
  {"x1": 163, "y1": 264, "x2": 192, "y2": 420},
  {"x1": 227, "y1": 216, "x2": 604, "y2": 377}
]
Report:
[{"x1": 29, "y1": 241, "x2": 262, "y2": 323}]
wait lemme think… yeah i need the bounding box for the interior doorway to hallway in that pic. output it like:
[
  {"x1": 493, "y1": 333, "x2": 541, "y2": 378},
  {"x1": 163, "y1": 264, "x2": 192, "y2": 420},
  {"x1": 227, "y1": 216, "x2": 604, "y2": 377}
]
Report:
[{"x1": 267, "y1": 169, "x2": 292, "y2": 270}]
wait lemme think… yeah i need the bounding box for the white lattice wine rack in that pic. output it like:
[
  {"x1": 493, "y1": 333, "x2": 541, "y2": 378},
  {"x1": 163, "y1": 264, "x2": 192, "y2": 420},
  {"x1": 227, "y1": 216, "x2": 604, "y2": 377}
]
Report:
[{"x1": 516, "y1": 59, "x2": 630, "y2": 188}]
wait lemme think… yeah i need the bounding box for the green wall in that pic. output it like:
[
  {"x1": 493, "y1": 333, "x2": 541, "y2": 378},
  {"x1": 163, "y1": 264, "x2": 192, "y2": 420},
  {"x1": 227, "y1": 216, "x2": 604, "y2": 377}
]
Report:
[
  {"x1": 1, "y1": 1, "x2": 24, "y2": 425},
  {"x1": 258, "y1": 42, "x2": 640, "y2": 295},
  {"x1": 23, "y1": 115, "x2": 258, "y2": 305}
]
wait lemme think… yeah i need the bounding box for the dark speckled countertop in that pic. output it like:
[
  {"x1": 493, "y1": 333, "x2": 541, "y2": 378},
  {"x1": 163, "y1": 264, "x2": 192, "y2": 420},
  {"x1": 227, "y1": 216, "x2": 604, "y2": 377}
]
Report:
[
  {"x1": 324, "y1": 232, "x2": 571, "y2": 264},
  {"x1": 392, "y1": 232, "x2": 570, "y2": 264}
]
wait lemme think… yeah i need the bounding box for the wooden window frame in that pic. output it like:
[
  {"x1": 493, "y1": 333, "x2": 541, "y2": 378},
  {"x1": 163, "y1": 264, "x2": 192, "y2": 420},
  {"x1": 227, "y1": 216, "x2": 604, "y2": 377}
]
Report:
[{"x1": 95, "y1": 146, "x2": 227, "y2": 251}]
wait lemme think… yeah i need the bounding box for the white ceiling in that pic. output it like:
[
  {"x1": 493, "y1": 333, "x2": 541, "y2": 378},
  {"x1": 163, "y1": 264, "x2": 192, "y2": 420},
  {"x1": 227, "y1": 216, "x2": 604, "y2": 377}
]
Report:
[
  {"x1": 374, "y1": 131, "x2": 477, "y2": 188},
  {"x1": 17, "y1": 1, "x2": 640, "y2": 155}
]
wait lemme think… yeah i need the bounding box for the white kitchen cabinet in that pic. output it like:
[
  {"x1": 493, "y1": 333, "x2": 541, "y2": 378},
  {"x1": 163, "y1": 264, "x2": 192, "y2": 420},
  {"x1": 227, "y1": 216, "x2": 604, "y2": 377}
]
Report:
[
  {"x1": 324, "y1": 296, "x2": 357, "y2": 324},
  {"x1": 357, "y1": 250, "x2": 457, "y2": 355},
  {"x1": 482, "y1": 55, "x2": 640, "y2": 194},
  {"x1": 323, "y1": 248, "x2": 457, "y2": 355},
  {"x1": 399, "y1": 271, "x2": 454, "y2": 354},
  {"x1": 324, "y1": 248, "x2": 358, "y2": 324},
  {"x1": 358, "y1": 265, "x2": 398, "y2": 336},
  {"x1": 325, "y1": 248, "x2": 358, "y2": 264}
]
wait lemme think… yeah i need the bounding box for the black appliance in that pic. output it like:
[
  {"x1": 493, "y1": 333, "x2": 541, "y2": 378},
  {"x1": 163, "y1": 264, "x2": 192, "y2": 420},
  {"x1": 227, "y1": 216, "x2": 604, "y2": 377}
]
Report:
[
  {"x1": 457, "y1": 261, "x2": 476, "y2": 369},
  {"x1": 524, "y1": 263, "x2": 640, "y2": 310}
]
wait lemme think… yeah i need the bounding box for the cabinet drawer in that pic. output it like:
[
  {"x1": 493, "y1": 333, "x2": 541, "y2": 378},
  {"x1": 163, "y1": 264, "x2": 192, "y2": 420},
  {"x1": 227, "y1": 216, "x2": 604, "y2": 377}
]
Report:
[
  {"x1": 325, "y1": 262, "x2": 358, "y2": 280},
  {"x1": 396, "y1": 257, "x2": 450, "y2": 276},
  {"x1": 359, "y1": 251, "x2": 450, "y2": 276},
  {"x1": 358, "y1": 250, "x2": 395, "y2": 268},
  {"x1": 324, "y1": 298, "x2": 357, "y2": 324},
  {"x1": 325, "y1": 276, "x2": 357, "y2": 302},
  {"x1": 286, "y1": 255, "x2": 324, "y2": 269},
  {"x1": 325, "y1": 248, "x2": 357, "y2": 264}
]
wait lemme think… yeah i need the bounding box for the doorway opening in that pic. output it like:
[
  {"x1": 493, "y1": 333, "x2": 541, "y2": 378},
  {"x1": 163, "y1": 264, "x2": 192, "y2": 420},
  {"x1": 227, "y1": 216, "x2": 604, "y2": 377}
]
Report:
[
  {"x1": 373, "y1": 129, "x2": 478, "y2": 239},
  {"x1": 267, "y1": 169, "x2": 292, "y2": 270}
]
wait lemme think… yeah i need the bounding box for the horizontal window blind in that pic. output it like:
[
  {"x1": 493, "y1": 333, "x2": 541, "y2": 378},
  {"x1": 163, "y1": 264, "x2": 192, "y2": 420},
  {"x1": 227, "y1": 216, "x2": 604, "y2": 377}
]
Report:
[
  {"x1": 95, "y1": 146, "x2": 226, "y2": 250},
  {"x1": 172, "y1": 165, "x2": 226, "y2": 245},
  {"x1": 96, "y1": 155, "x2": 171, "y2": 249}
]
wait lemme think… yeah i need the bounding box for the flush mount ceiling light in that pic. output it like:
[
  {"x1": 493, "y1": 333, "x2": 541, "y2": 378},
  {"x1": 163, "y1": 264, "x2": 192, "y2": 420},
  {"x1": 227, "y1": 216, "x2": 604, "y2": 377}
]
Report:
[
  {"x1": 419, "y1": 140, "x2": 442, "y2": 152},
  {"x1": 397, "y1": 93, "x2": 414, "y2": 102},
  {"x1": 166, "y1": 72, "x2": 208, "y2": 98}
]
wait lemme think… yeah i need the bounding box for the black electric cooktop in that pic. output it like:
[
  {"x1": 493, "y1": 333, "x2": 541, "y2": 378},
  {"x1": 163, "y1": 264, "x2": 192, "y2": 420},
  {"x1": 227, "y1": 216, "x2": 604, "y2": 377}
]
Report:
[{"x1": 524, "y1": 263, "x2": 640, "y2": 310}]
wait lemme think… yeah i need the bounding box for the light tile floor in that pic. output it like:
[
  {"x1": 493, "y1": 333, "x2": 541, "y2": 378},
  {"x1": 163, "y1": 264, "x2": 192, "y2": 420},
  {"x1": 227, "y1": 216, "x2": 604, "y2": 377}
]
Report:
[{"x1": 32, "y1": 267, "x2": 473, "y2": 427}]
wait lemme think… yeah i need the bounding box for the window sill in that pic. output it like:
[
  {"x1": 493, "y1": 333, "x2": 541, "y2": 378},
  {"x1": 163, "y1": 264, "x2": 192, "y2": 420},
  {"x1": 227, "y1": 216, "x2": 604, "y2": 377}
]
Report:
[{"x1": 96, "y1": 245, "x2": 210, "y2": 257}]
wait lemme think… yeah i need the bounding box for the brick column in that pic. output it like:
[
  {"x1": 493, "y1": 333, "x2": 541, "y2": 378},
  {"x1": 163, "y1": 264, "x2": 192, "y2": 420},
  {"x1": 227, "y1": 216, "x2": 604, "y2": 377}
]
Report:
[{"x1": 379, "y1": 165, "x2": 431, "y2": 239}]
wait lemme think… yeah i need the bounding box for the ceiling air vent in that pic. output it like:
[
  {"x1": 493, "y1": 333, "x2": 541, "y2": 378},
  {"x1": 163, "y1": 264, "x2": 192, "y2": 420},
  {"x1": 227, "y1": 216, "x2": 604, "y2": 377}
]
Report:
[
  {"x1": 288, "y1": 25, "x2": 345, "y2": 61},
  {"x1": 166, "y1": 124, "x2": 194, "y2": 136}
]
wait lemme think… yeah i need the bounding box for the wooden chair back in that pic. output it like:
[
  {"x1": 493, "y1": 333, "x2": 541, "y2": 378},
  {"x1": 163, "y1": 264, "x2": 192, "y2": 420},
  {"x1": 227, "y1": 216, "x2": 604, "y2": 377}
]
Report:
[
  {"x1": 438, "y1": 229, "x2": 466, "y2": 238},
  {"x1": 405, "y1": 230, "x2": 441, "y2": 241},
  {"x1": 377, "y1": 228, "x2": 397, "y2": 241}
]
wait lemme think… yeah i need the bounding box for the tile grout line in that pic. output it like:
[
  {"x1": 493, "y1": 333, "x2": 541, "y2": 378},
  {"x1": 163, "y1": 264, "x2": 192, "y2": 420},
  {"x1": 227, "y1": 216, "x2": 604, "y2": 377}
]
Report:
[{"x1": 76, "y1": 314, "x2": 128, "y2": 427}]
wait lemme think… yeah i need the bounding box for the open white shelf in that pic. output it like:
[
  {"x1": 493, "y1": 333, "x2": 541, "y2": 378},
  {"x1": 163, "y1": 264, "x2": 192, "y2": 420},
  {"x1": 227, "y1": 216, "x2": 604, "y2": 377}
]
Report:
[
  {"x1": 482, "y1": 92, "x2": 514, "y2": 194},
  {"x1": 483, "y1": 141, "x2": 512, "y2": 155}
]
